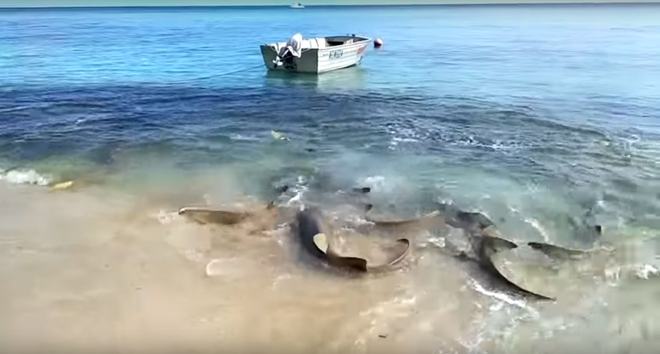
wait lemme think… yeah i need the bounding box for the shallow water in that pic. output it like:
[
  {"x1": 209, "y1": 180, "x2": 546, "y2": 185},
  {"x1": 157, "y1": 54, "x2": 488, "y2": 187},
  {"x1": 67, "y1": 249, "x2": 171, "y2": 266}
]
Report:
[{"x1": 1, "y1": 4, "x2": 660, "y2": 353}]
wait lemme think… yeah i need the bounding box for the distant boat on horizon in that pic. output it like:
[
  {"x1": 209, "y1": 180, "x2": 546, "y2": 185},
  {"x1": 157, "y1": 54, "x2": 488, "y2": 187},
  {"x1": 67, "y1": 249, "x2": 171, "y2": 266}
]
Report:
[{"x1": 290, "y1": 2, "x2": 305, "y2": 9}]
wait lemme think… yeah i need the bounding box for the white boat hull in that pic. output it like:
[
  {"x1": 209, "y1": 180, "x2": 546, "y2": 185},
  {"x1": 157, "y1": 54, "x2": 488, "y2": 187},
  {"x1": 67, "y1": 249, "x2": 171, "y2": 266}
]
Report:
[{"x1": 260, "y1": 36, "x2": 371, "y2": 74}]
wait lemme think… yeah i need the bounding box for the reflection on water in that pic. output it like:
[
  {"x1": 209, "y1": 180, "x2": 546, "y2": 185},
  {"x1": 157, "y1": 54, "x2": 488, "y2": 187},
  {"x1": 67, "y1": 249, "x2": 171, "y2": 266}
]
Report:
[{"x1": 264, "y1": 66, "x2": 368, "y2": 92}]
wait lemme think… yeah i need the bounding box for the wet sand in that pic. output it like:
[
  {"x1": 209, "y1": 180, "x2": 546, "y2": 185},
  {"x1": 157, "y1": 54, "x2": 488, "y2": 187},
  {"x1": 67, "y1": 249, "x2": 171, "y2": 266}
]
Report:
[
  {"x1": 0, "y1": 182, "x2": 479, "y2": 354},
  {"x1": 0, "y1": 178, "x2": 658, "y2": 354}
]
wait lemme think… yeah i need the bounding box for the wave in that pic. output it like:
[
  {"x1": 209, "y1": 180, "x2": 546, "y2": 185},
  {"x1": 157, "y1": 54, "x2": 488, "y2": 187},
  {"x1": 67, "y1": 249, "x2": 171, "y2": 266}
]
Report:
[
  {"x1": 0, "y1": 85, "x2": 656, "y2": 205},
  {"x1": 0, "y1": 168, "x2": 52, "y2": 186},
  {"x1": 229, "y1": 133, "x2": 261, "y2": 142}
]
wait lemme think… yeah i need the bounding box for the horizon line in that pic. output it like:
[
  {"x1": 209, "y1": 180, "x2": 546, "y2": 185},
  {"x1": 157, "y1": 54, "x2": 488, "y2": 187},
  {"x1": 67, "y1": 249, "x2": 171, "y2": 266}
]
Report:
[{"x1": 1, "y1": 1, "x2": 659, "y2": 9}]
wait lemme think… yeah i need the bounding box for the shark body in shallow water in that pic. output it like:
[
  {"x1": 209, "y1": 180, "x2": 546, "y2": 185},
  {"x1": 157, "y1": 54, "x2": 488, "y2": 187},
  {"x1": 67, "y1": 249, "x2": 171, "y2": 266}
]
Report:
[{"x1": 177, "y1": 190, "x2": 606, "y2": 301}]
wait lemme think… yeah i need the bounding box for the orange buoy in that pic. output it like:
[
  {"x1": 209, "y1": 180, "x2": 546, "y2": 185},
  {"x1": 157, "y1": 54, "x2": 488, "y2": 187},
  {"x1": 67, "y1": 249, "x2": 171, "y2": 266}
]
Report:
[{"x1": 374, "y1": 38, "x2": 383, "y2": 49}]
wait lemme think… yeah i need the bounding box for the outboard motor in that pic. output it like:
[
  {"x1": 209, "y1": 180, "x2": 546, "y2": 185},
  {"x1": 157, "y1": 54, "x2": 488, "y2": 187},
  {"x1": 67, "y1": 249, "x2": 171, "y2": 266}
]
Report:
[{"x1": 274, "y1": 33, "x2": 303, "y2": 68}]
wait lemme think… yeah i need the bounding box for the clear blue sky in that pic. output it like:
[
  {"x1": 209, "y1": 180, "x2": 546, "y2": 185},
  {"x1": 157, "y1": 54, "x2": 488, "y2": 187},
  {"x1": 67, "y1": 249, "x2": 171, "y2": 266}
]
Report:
[{"x1": 0, "y1": 0, "x2": 656, "y2": 7}]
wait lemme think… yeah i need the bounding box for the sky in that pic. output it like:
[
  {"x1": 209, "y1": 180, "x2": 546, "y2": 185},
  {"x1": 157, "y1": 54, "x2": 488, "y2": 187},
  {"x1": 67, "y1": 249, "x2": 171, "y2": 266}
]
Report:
[{"x1": 0, "y1": 0, "x2": 656, "y2": 7}]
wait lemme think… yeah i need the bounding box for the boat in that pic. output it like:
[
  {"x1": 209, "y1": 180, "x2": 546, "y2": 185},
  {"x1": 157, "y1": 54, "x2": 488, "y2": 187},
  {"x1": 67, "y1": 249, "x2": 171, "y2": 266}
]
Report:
[
  {"x1": 290, "y1": 2, "x2": 304, "y2": 8},
  {"x1": 260, "y1": 33, "x2": 371, "y2": 74}
]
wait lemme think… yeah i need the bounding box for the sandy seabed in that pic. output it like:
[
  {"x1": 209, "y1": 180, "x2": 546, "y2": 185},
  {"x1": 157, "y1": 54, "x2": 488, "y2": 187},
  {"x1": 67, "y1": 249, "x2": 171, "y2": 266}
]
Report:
[{"x1": 0, "y1": 179, "x2": 658, "y2": 354}]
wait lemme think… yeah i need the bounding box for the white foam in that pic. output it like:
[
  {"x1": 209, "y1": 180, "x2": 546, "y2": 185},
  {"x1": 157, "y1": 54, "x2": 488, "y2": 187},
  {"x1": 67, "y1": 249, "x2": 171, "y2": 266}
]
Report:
[
  {"x1": 284, "y1": 175, "x2": 308, "y2": 207},
  {"x1": 358, "y1": 175, "x2": 387, "y2": 192},
  {"x1": 634, "y1": 264, "x2": 659, "y2": 280},
  {"x1": 229, "y1": 133, "x2": 259, "y2": 141},
  {"x1": 387, "y1": 125, "x2": 423, "y2": 149},
  {"x1": 0, "y1": 169, "x2": 52, "y2": 186},
  {"x1": 154, "y1": 210, "x2": 180, "y2": 225},
  {"x1": 427, "y1": 236, "x2": 446, "y2": 248},
  {"x1": 523, "y1": 217, "x2": 551, "y2": 243},
  {"x1": 604, "y1": 265, "x2": 622, "y2": 286},
  {"x1": 391, "y1": 136, "x2": 419, "y2": 143},
  {"x1": 470, "y1": 279, "x2": 537, "y2": 315},
  {"x1": 286, "y1": 191, "x2": 303, "y2": 206}
]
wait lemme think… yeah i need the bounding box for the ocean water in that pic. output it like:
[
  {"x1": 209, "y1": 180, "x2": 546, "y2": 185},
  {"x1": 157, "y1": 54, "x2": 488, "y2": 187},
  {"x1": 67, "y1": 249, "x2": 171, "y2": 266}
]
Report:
[{"x1": 1, "y1": 4, "x2": 660, "y2": 353}]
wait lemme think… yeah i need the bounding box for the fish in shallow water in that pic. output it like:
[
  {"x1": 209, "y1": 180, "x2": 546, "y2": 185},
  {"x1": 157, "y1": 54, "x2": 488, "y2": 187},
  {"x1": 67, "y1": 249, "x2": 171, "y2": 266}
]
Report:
[
  {"x1": 178, "y1": 207, "x2": 250, "y2": 225},
  {"x1": 294, "y1": 208, "x2": 410, "y2": 273},
  {"x1": 471, "y1": 233, "x2": 556, "y2": 301},
  {"x1": 177, "y1": 201, "x2": 284, "y2": 237},
  {"x1": 366, "y1": 204, "x2": 556, "y2": 300},
  {"x1": 177, "y1": 201, "x2": 410, "y2": 273},
  {"x1": 527, "y1": 241, "x2": 589, "y2": 260},
  {"x1": 177, "y1": 194, "x2": 573, "y2": 300}
]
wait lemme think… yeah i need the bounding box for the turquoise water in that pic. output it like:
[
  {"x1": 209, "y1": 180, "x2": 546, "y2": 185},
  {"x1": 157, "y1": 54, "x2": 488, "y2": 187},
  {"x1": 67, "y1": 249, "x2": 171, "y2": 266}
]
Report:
[
  {"x1": 0, "y1": 5, "x2": 660, "y2": 235},
  {"x1": 2, "y1": 4, "x2": 659, "y2": 239},
  {"x1": 1, "y1": 4, "x2": 660, "y2": 352}
]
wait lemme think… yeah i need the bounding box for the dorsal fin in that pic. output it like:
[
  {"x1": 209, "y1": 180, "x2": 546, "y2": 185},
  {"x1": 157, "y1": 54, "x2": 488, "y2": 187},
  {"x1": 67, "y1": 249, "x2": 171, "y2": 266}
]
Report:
[{"x1": 483, "y1": 235, "x2": 518, "y2": 251}]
